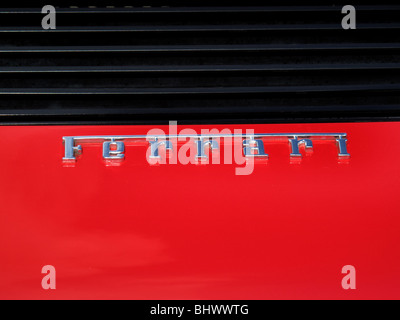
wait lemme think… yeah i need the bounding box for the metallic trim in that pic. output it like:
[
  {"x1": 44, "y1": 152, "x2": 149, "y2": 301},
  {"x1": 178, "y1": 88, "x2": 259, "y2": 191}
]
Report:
[{"x1": 62, "y1": 133, "x2": 349, "y2": 162}]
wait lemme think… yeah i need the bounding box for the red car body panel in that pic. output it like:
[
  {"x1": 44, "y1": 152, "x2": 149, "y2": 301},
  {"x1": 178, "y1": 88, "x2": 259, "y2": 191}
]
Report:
[{"x1": 1, "y1": 122, "x2": 399, "y2": 299}]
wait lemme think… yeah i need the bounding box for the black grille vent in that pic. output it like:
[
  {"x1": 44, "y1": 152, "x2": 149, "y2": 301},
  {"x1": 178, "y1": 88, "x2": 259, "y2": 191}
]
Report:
[{"x1": 0, "y1": 2, "x2": 399, "y2": 124}]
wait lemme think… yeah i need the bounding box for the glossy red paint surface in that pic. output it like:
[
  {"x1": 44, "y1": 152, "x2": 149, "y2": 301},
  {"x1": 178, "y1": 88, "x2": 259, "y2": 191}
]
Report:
[{"x1": 0, "y1": 122, "x2": 399, "y2": 300}]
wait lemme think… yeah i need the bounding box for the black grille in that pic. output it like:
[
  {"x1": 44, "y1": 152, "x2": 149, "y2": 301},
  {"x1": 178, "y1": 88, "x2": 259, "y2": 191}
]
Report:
[{"x1": 0, "y1": 1, "x2": 399, "y2": 124}]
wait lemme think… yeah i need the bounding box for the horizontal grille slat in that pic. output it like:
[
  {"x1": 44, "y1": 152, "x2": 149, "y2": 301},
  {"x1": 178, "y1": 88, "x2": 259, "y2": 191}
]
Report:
[
  {"x1": 2, "y1": 23, "x2": 400, "y2": 32},
  {"x1": 2, "y1": 63, "x2": 400, "y2": 73},
  {"x1": 2, "y1": 6, "x2": 400, "y2": 13},
  {"x1": 1, "y1": 84, "x2": 399, "y2": 95},
  {"x1": 3, "y1": 43, "x2": 400, "y2": 53},
  {"x1": 0, "y1": 3, "x2": 399, "y2": 124}
]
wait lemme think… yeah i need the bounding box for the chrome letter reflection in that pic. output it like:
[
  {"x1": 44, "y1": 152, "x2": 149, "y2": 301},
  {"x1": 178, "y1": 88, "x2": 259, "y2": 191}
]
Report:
[{"x1": 62, "y1": 132, "x2": 350, "y2": 169}]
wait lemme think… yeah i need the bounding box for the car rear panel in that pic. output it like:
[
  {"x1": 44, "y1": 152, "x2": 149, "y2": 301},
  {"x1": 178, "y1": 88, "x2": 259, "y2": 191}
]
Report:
[
  {"x1": 1, "y1": 121, "x2": 400, "y2": 299},
  {"x1": 0, "y1": 2, "x2": 399, "y2": 300}
]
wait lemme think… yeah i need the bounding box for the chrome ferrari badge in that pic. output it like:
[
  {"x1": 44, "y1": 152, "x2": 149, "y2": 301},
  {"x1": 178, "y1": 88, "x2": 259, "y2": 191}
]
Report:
[{"x1": 63, "y1": 133, "x2": 350, "y2": 162}]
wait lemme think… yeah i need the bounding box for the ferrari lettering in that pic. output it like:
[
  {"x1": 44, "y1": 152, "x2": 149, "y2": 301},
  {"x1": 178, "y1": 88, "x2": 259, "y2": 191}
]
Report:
[{"x1": 63, "y1": 133, "x2": 350, "y2": 164}]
